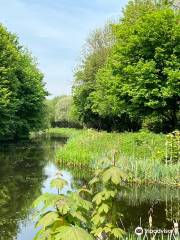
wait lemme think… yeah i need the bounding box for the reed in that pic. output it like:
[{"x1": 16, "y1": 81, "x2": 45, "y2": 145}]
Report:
[{"x1": 48, "y1": 128, "x2": 180, "y2": 186}]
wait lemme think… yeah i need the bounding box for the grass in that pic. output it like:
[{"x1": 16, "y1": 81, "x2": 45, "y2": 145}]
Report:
[{"x1": 48, "y1": 128, "x2": 180, "y2": 186}]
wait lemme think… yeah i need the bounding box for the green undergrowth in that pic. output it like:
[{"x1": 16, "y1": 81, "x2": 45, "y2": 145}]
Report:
[{"x1": 48, "y1": 128, "x2": 180, "y2": 186}]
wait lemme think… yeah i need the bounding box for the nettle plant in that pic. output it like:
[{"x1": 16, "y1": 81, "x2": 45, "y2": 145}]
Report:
[{"x1": 33, "y1": 165, "x2": 128, "y2": 240}]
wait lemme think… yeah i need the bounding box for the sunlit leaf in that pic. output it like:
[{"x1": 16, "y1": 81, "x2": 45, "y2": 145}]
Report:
[
  {"x1": 111, "y1": 227, "x2": 125, "y2": 238},
  {"x1": 34, "y1": 228, "x2": 52, "y2": 240},
  {"x1": 71, "y1": 211, "x2": 87, "y2": 223},
  {"x1": 36, "y1": 211, "x2": 59, "y2": 228},
  {"x1": 102, "y1": 166, "x2": 128, "y2": 185},
  {"x1": 51, "y1": 178, "x2": 68, "y2": 190},
  {"x1": 33, "y1": 193, "x2": 61, "y2": 210},
  {"x1": 54, "y1": 226, "x2": 94, "y2": 240},
  {"x1": 98, "y1": 203, "x2": 109, "y2": 214}
]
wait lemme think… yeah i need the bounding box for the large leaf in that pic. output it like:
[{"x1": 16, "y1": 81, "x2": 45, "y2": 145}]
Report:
[
  {"x1": 92, "y1": 190, "x2": 116, "y2": 205},
  {"x1": 54, "y1": 226, "x2": 94, "y2": 240},
  {"x1": 33, "y1": 193, "x2": 51, "y2": 208},
  {"x1": 33, "y1": 193, "x2": 60, "y2": 210},
  {"x1": 111, "y1": 227, "x2": 125, "y2": 238},
  {"x1": 102, "y1": 166, "x2": 128, "y2": 185},
  {"x1": 69, "y1": 192, "x2": 92, "y2": 211},
  {"x1": 34, "y1": 228, "x2": 52, "y2": 240},
  {"x1": 70, "y1": 211, "x2": 87, "y2": 223},
  {"x1": 56, "y1": 196, "x2": 70, "y2": 215},
  {"x1": 36, "y1": 211, "x2": 59, "y2": 228},
  {"x1": 98, "y1": 203, "x2": 109, "y2": 214}
]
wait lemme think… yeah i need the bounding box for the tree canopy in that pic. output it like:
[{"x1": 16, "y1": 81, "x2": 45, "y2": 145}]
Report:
[
  {"x1": 0, "y1": 24, "x2": 47, "y2": 140},
  {"x1": 72, "y1": 23, "x2": 115, "y2": 129},
  {"x1": 73, "y1": 0, "x2": 180, "y2": 132}
]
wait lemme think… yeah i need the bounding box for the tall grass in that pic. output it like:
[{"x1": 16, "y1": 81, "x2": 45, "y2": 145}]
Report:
[{"x1": 48, "y1": 128, "x2": 180, "y2": 186}]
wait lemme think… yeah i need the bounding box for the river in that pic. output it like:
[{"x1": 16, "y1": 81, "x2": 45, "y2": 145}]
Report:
[{"x1": 0, "y1": 135, "x2": 179, "y2": 239}]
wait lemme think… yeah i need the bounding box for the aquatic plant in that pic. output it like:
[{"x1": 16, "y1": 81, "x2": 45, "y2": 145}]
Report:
[{"x1": 48, "y1": 128, "x2": 179, "y2": 186}]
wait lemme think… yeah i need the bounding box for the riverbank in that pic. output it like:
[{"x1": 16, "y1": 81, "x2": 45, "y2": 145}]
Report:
[{"x1": 48, "y1": 128, "x2": 179, "y2": 186}]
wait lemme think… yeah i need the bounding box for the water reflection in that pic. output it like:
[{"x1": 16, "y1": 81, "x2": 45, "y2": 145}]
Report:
[
  {"x1": 61, "y1": 165, "x2": 180, "y2": 232},
  {"x1": 0, "y1": 136, "x2": 66, "y2": 240},
  {"x1": 0, "y1": 136, "x2": 179, "y2": 239}
]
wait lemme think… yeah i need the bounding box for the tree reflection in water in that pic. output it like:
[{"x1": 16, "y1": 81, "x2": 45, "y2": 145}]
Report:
[{"x1": 0, "y1": 136, "x2": 65, "y2": 240}]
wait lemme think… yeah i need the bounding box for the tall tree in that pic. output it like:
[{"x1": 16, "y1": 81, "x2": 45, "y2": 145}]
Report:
[
  {"x1": 91, "y1": 6, "x2": 180, "y2": 132},
  {"x1": 72, "y1": 23, "x2": 114, "y2": 129},
  {"x1": 0, "y1": 24, "x2": 47, "y2": 139}
]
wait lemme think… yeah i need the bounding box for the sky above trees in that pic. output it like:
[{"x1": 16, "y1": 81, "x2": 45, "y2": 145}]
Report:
[{"x1": 0, "y1": 0, "x2": 128, "y2": 97}]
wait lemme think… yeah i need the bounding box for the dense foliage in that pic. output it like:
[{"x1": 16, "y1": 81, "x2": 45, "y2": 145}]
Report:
[
  {"x1": 33, "y1": 164, "x2": 127, "y2": 240},
  {"x1": 49, "y1": 128, "x2": 180, "y2": 186},
  {"x1": 73, "y1": 0, "x2": 180, "y2": 133},
  {"x1": 72, "y1": 23, "x2": 114, "y2": 129},
  {"x1": 0, "y1": 24, "x2": 47, "y2": 140},
  {"x1": 46, "y1": 96, "x2": 82, "y2": 128}
]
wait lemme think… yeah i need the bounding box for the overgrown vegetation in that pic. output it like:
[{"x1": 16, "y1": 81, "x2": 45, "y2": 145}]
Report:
[
  {"x1": 33, "y1": 160, "x2": 180, "y2": 240},
  {"x1": 72, "y1": 0, "x2": 180, "y2": 133},
  {"x1": 49, "y1": 128, "x2": 180, "y2": 186},
  {"x1": 33, "y1": 164, "x2": 128, "y2": 240},
  {"x1": 0, "y1": 24, "x2": 47, "y2": 140}
]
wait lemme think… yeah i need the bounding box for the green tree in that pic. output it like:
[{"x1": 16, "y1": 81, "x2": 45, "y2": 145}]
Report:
[
  {"x1": 91, "y1": 6, "x2": 180, "y2": 132},
  {"x1": 0, "y1": 24, "x2": 47, "y2": 140},
  {"x1": 54, "y1": 96, "x2": 73, "y2": 122},
  {"x1": 72, "y1": 23, "x2": 114, "y2": 129},
  {"x1": 45, "y1": 96, "x2": 62, "y2": 127},
  {"x1": 46, "y1": 95, "x2": 82, "y2": 128}
]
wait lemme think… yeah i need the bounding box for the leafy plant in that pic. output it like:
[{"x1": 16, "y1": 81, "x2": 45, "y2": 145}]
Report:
[
  {"x1": 165, "y1": 130, "x2": 180, "y2": 164},
  {"x1": 33, "y1": 176, "x2": 93, "y2": 240},
  {"x1": 50, "y1": 128, "x2": 180, "y2": 186},
  {"x1": 90, "y1": 164, "x2": 127, "y2": 240},
  {"x1": 33, "y1": 163, "x2": 129, "y2": 240}
]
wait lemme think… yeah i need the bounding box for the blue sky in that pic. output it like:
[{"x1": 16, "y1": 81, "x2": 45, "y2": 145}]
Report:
[{"x1": 0, "y1": 0, "x2": 128, "y2": 97}]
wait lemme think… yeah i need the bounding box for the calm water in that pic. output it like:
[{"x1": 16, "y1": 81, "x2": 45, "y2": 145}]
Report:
[{"x1": 0, "y1": 136, "x2": 179, "y2": 239}]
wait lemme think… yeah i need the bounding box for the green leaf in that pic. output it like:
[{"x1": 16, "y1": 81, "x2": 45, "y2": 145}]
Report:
[
  {"x1": 33, "y1": 193, "x2": 61, "y2": 210},
  {"x1": 56, "y1": 197, "x2": 70, "y2": 215},
  {"x1": 78, "y1": 188, "x2": 92, "y2": 195},
  {"x1": 98, "y1": 203, "x2": 109, "y2": 214},
  {"x1": 51, "y1": 178, "x2": 68, "y2": 190},
  {"x1": 102, "y1": 166, "x2": 127, "y2": 185},
  {"x1": 92, "y1": 192, "x2": 104, "y2": 205},
  {"x1": 34, "y1": 228, "x2": 52, "y2": 240},
  {"x1": 91, "y1": 213, "x2": 105, "y2": 225},
  {"x1": 111, "y1": 227, "x2": 125, "y2": 238},
  {"x1": 92, "y1": 190, "x2": 116, "y2": 205},
  {"x1": 69, "y1": 192, "x2": 92, "y2": 211},
  {"x1": 89, "y1": 177, "x2": 99, "y2": 185},
  {"x1": 70, "y1": 211, "x2": 87, "y2": 223},
  {"x1": 104, "y1": 190, "x2": 116, "y2": 199},
  {"x1": 36, "y1": 211, "x2": 59, "y2": 228},
  {"x1": 54, "y1": 226, "x2": 94, "y2": 240}
]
